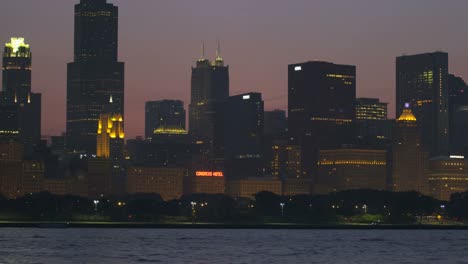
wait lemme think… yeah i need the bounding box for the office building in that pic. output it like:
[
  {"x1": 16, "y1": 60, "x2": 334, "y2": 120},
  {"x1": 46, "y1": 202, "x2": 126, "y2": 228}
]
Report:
[
  {"x1": 316, "y1": 148, "x2": 387, "y2": 194},
  {"x1": 67, "y1": 0, "x2": 124, "y2": 155},
  {"x1": 1, "y1": 37, "x2": 41, "y2": 156},
  {"x1": 288, "y1": 61, "x2": 356, "y2": 178},
  {"x1": 391, "y1": 108, "x2": 428, "y2": 193},
  {"x1": 355, "y1": 98, "x2": 392, "y2": 148},
  {"x1": 217, "y1": 93, "x2": 264, "y2": 179},
  {"x1": 396, "y1": 52, "x2": 449, "y2": 157},
  {"x1": 448, "y1": 74, "x2": 468, "y2": 155},
  {"x1": 189, "y1": 44, "x2": 229, "y2": 149},
  {"x1": 264, "y1": 110, "x2": 287, "y2": 138},
  {"x1": 145, "y1": 100, "x2": 185, "y2": 140}
]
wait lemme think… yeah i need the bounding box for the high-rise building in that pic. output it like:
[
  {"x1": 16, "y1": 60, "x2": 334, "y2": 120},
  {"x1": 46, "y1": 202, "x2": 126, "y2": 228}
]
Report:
[
  {"x1": 145, "y1": 100, "x2": 185, "y2": 140},
  {"x1": 396, "y1": 52, "x2": 449, "y2": 157},
  {"x1": 1, "y1": 37, "x2": 41, "y2": 156},
  {"x1": 356, "y1": 98, "x2": 387, "y2": 120},
  {"x1": 355, "y1": 98, "x2": 392, "y2": 148},
  {"x1": 448, "y1": 74, "x2": 468, "y2": 155},
  {"x1": 288, "y1": 61, "x2": 356, "y2": 178},
  {"x1": 217, "y1": 93, "x2": 264, "y2": 179},
  {"x1": 67, "y1": 0, "x2": 124, "y2": 155},
  {"x1": 189, "y1": 44, "x2": 229, "y2": 148},
  {"x1": 391, "y1": 108, "x2": 428, "y2": 193},
  {"x1": 264, "y1": 110, "x2": 287, "y2": 138},
  {"x1": 96, "y1": 99, "x2": 124, "y2": 161}
]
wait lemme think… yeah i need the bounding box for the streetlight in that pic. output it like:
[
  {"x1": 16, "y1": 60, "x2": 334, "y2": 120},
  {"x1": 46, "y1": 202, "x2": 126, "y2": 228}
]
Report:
[
  {"x1": 191, "y1": 202, "x2": 197, "y2": 224},
  {"x1": 362, "y1": 204, "x2": 368, "y2": 214},
  {"x1": 280, "y1": 202, "x2": 285, "y2": 217},
  {"x1": 93, "y1": 200, "x2": 99, "y2": 212}
]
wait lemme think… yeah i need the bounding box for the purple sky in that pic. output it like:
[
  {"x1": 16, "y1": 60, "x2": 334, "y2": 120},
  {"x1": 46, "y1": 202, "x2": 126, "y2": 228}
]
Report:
[{"x1": 1, "y1": 0, "x2": 468, "y2": 138}]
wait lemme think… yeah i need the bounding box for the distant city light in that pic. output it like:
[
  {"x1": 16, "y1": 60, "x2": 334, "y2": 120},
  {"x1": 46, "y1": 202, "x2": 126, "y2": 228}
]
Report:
[
  {"x1": 243, "y1": 95, "x2": 250, "y2": 100},
  {"x1": 294, "y1": 66, "x2": 302, "y2": 71}
]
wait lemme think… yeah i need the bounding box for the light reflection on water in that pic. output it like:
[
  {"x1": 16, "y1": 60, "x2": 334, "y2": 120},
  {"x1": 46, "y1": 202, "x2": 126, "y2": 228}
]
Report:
[{"x1": 0, "y1": 228, "x2": 467, "y2": 264}]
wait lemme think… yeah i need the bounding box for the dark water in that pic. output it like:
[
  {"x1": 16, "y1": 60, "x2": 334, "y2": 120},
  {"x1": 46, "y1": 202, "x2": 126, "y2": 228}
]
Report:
[{"x1": 0, "y1": 228, "x2": 467, "y2": 264}]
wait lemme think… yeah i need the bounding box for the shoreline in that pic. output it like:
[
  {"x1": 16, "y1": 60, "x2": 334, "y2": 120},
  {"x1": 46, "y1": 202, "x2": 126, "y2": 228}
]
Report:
[{"x1": 0, "y1": 222, "x2": 467, "y2": 229}]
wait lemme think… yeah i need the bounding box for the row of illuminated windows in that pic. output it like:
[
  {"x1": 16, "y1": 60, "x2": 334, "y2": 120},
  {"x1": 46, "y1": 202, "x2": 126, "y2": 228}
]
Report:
[{"x1": 319, "y1": 160, "x2": 386, "y2": 165}]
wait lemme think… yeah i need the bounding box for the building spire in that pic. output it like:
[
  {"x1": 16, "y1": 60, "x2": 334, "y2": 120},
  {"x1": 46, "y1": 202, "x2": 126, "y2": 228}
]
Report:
[{"x1": 215, "y1": 38, "x2": 222, "y2": 60}]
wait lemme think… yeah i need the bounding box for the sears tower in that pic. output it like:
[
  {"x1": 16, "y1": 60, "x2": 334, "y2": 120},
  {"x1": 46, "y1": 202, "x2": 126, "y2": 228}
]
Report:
[{"x1": 67, "y1": 0, "x2": 124, "y2": 155}]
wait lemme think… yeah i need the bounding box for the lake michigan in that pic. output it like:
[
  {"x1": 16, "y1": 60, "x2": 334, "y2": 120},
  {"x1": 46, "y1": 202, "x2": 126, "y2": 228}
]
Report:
[{"x1": 0, "y1": 228, "x2": 467, "y2": 263}]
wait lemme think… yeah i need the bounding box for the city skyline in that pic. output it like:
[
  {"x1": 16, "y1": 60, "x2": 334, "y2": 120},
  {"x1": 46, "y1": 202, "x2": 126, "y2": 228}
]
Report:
[{"x1": 2, "y1": 0, "x2": 468, "y2": 138}]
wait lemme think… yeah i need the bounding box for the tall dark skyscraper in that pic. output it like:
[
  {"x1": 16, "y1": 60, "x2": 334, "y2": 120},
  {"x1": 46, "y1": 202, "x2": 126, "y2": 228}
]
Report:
[
  {"x1": 189, "y1": 44, "x2": 229, "y2": 148},
  {"x1": 288, "y1": 61, "x2": 356, "y2": 179},
  {"x1": 396, "y1": 52, "x2": 449, "y2": 157},
  {"x1": 217, "y1": 92, "x2": 264, "y2": 179},
  {"x1": 145, "y1": 100, "x2": 186, "y2": 140},
  {"x1": 67, "y1": 0, "x2": 124, "y2": 155},
  {"x1": 448, "y1": 74, "x2": 468, "y2": 155},
  {"x1": 1, "y1": 37, "x2": 41, "y2": 156}
]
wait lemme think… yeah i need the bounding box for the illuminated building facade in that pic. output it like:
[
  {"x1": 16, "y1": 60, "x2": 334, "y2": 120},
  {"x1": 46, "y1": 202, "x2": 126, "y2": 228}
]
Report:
[
  {"x1": 356, "y1": 98, "x2": 387, "y2": 120},
  {"x1": 189, "y1": 45, "x2": 229, "y2": 150},
  {"x1": 288, "y1": 61, "x2": 356, "y2": 178},
  {"x1": 355, "y1": 98, "x2": 392, "y2": 148},
  {"x1": 396, "y1": 52, "x2": 449, "y2": 157},
  {"x1": 67, "y1": 0, "x2": 124, "y2": 155},
  {"x1": 448, "y1": 74, "x2": 468, "y2": 155},
  {"x1": 391, "y1": 108, "x2": 429, "y2": 193},
  {"x1": 127, "y1": 166, "x2": 186, "y2": 201},
  {"x1": 316, "y1": 148, "x2": 387, "y2": 194},
  {"x1": 96, "y1": 102, "x2": 124, "y2": 160},
  {"x1": 217, "y1": 93, "x2": 264, "y2": 179},
  {"x1": 427, "y1": 156, "x2": 468, "y2": 201},
  {"x1": 145, "y1": 100, "x2": 186, "y2": 140},
  {"x1": 1, "y1": 37, "x2": 41, "y2": 156}
]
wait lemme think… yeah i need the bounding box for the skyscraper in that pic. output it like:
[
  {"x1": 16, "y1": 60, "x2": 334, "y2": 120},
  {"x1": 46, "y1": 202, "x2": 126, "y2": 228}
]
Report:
[
  {"x1": 396, "y1": 52, "x2": 449, "y2": 157},
  {"x1": 216, "y1": 93, "x2": 264, "y2": 179},
  {"x1": 392, "y1": 108, "x2": 428, "y2": 193},
  {"x1": 355, "y1": 98, "x2": 392, "y2": 148},
  {"x1": 288, "y1": 61, "x2": 356, "y2": 179},
  {"x1": 189, "y1": 43, "x2": 229, "y2": 148},
  {"x1": 1, "y1": 37, "x2": 41, "y2": 156},
  {"x1": 448, "y1": 74, "x2": 468, "y2": 155},
  {"x1": 67, "y1": 0, "x2": 124, "y2": 155},
  {"x1": 96, "y1": 98, "x2": 124, "y2": 160},
  {"x1": 145, "y1": 100, "x2": 186, "y2": 140}
]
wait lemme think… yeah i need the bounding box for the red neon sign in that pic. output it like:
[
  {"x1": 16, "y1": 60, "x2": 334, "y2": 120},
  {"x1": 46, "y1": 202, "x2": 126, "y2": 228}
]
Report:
[{"x1": 196, "y1": 171, "x2": 224, "y2": 177}]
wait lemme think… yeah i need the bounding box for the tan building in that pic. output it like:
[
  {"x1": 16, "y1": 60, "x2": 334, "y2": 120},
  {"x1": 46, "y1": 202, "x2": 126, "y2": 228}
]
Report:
[
  {"x1": 392, "y1": 109, "x2": 429, "y2": 194},
  {"x1": 127, "y1": 166, "x2": 186, "y2": 201},
  {"x1": 43, "y1": 178, "x2": 67, "y2": 196},
  {"x1": 428, "y1": 157, "x2": 468, "y2": 201},
  {"x1": 282, "y1": 179, "x2": 312, "y2": 196},
  {"x1": 226, "y1": 178, "x2": 282, "y2": 199},
  {"x1": 190, "y1": 171, "x2": 225, "y2": 194},
  {"x1": 316, "y1": 148, "x2": 387, "y2": 194}
]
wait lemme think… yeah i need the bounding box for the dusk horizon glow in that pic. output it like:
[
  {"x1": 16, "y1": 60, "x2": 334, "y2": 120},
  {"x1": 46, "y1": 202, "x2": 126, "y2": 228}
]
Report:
[{"x1": 2, "y1": 0, "x2": 468, "y2": 138}]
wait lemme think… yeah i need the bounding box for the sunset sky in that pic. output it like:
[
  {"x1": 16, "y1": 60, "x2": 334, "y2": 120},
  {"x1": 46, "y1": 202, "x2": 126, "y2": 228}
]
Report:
[{"x1": 1, "y1": 0, "x2": 468, "y2": 138}]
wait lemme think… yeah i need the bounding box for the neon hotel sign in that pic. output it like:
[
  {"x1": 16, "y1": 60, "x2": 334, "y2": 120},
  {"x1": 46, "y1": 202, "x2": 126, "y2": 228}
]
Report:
[{"x1": 196, "y1": 171, "x2": 224, "y2": 177}]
